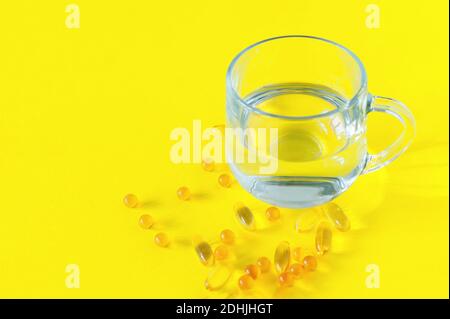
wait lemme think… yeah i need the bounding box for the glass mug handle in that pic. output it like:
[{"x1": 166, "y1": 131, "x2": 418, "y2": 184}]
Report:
[{"x1": 362, "y1": 95, "x2": 416, "y2": 174}]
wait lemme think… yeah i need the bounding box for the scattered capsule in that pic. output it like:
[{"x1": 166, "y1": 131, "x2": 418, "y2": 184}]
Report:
[
  {"x1": 177, "y1": 186, "x2": 191, "y2": 201},
  {"x1": 325, "y1": 203, "x2": 350, "y2": 232},
  {"x1": 218, "y1": 174, "x2": 232, "y2": 188},
  {"x1": 274, "y1": 241, "x2": 291, "y2": 274},
  {"x1": 292, "y1": 247, "x2": 302, "y2": 262},
  {"x1": 138, "y1": 214, "x2": 154, "y2": 229},
  {"x1": 123, "y1": 193, "x2": 139, "y2": 208},
  {"x1": 235, "y1": 205, "x2": 255, "y2": 230},
  {"x1": 278, "y1": 272, "x2": 294, "y2": 287},
  {"x1": 295, "y1": 208, "x2": 320, "y2": 232},
  {"x1": 154, "y1": 232, "x2": 169, "y2": 247},
  {"x1": 244, "y1": 264, "x2": 261, "y2": 280},
  {"x1": 288, "y1": 263, "x2": 304, "y2": 278},
  {"x1": 315, "y1": 222, "x2": 332, "y2": 255},
  {"x1": 201, "y1": 158, "x2": 215, "y2": 172},
  {"x1": 195, "y1": 241, "x2": 214, "y2": 266},
  {"x1": 204, "y1": 265, "x2": 233, "y2": 291},
  {"x1": 303, "y1": 255, "x2": 317, "y2": 272},
  {"x1": 214, "y1": 245, "x2": 229, "y2": 261},
  {"x1": 238, "y1": 274, "x2": 253, "y2": 290},
  {"x1": 265, "y1": 206, "x2": 280, "y2": 221},
  {"x1": 220, "y1": 229, "x2": 235, "y2": 245},
  {"x1": 256, "y1": 257, "x2": 271, "y2": 273}
]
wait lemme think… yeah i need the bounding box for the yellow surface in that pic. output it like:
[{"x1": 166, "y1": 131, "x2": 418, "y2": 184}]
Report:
[{"x1": 0, "y1": 0, "x2": 448, "y2": 298}]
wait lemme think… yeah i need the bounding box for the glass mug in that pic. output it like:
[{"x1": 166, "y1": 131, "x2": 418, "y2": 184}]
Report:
[{"x1": 226, "y1": 35, "x2": 415, "y2": 208}]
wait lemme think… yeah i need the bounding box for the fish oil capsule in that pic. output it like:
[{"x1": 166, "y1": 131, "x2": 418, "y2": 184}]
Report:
[
  {"x1": 204, "y1": 265, "x2": 233, "y2": 291},
  {"x1": 325, "y1": 203, "x2": 350, "y2": 232},
  {"x1": 235, "y1": 206, "x2": 255, "y2": 230},
  {"x1": 303, "y1": 255, "x2": 317, "y2": 272},
  {"x1": 244, "y1": 264, "x2": 261, "y2": 280},
  {"x1": 177, "y1": 186, "x2": 191, "y2": 201},
  {"x1": 214, "y1": 245, "x2": 229, "y2": 261},
  {"x1": 292, "y1": 247, "x2": 302, "y2": 262},
  {"x1": 195, "y1": 241, "x2": 214, "y2": 266},
  {"x1": 238, "y1": 274, "x2": 253, "y2": 290},
  {"x1": 295, "y1": 208, "x2": 320, "y2": 232},
  {"x1": 138, "y1": 214, "x2": 154, "y2": 229},
  {"x1": 274, "y1": 241, "x2": 291, "y2": 274},
  {"x1": 154, "y1": 232, "x2": 169, "y2": 247},
  {"x1": 265, "y1": 206, "x2": 280, "y2": 221},
  {"x1": 288, "y1": 263, "x2": 304, "y2": 278},
  {"x1": 315, "y1": 222, "x2": 332, "y2": 255},
  {"x1": 256, "y1": 257, "x2": 271, "y2": 273},
  {"x1": 123, "y1": 193, "x2": 139, "y2": 208},
  {"x1": 220, "y1": 229, "x2": 235, "y2": 245},
  {"x1": 278, "y1": 272, "x2": 294, "y2": 287},
  {"x1": 201, "y1": 158, "x2": 215, "y2": 172},
  {"x1": 218, "y1": 174, "x2": 232, "y2": 188}
]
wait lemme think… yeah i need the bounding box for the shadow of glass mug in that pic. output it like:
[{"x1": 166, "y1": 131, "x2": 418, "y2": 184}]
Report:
[{"x1": 226, "y1": 36, "x2": 415, "y2": 208}]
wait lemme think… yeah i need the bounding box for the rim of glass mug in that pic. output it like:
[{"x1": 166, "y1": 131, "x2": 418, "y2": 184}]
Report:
[{"x1": 226, "y1": 35, "x2": 368, "y2": 120}]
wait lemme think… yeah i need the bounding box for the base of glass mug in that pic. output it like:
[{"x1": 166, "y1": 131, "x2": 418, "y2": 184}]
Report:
[{"x1": 229, "y1": 165, "x2": 361, "y2": 208}]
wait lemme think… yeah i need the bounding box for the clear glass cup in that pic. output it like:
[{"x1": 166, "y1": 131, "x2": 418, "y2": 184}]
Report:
[{"x1": 226, "y1": 35, "x2": 415, "y2": 208}]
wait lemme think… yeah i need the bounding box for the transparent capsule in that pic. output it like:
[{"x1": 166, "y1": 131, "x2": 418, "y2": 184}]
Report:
[
  {"x1": 256, "y1": 257, "x2": 271, "y2": 273},
  {"x1": 303, "y1": 255, "x2": 317, "y2": 272},
  {"x1": 244, "y1": 264, "x2": 261, "y2": 280},
  {"x1": 218, "y1": 174, "x2": 232, "y2": 188},
  {"x1": 265, "y1": 206, "x2": 280, "y2": 221},
  {"x1": 238, "y1": 274, "x2": 253, "y2": 290},
  {"x1": 324, "y1": 203, "x2": 350, "y2": 232},
  {"x1": 201, "y1": 158, "x2": 215, "y2": 172},
  {"x1": 315, "y1": 222, "x2": 332, "y2": 255},
  {"x1": 204, "y1": 264, "x2": 233, "y2": 291},
  {"x1": 214, "y1": 244, "x2": 229, "y2": 261},
  {"x1": 139, "y1": 214, "x2": 154, "y2": 229},
  {"x1": 195, "y1": 241, "x2": 214, "y2": 266},
  {"x1": 235, "y1": 205, "x2": 255, "y2": 230},
  {"x1": 274, "y1": 241, "x2": 291, "y2": 274},
  {"x1": 123, "y1": 193, "x2": 139, "y2": 208},
  {"x1": 177, "y1": 186, "x2": 191, "y2": 201},
  {"x1": 220, "y1": 229, "x2": 235, "y2": 245},
  {"x1": 295, "y1": 208, "x2": 320, "y2": 232},
  {"x1": 154, "y1": 232, "x2": 169, "y2": 247}
]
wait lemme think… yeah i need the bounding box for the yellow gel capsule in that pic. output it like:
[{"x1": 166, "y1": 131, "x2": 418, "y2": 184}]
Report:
[
  {"x1": 325, "y1": 203, "x2": 350, "y2": 232},
  {"x1": 244, "y1": 264, "x2": 261, "y2": 280},
  {"x1": 315, "y1": 222, "x2": 332, "y2": 255},
  {"x1": 154, "y1": 232, "x2": 169, "y2": 247},
  {"x1": 295, "y1": 208, "x2": 320, "y2": 232},
  {"x1": 123, "y1": 193, "x2": 139, "y2": 208},
  {"x1": 138, "y1": 214, "x2": 154, "y2": 229},
  {"x1": 274, "y1": 241, "x2": 291, "y2": 274},
  {"x1": 235, "y1": 206, "x2": 255, "y2": 230},
  {"x1": 288, "y1": 263, "x2": 304, "y2": 278},
  {"x1": 201, "y1": 158, "x2": 215, "y2": 172},
  {"x1": 204, "y1": 265, "x2": 233, "y2": 291},
  {"x1": 265, "y1": 206, "x2": 280, "y2": 221},
  {"x1": 214, "y1": 244, "x2": 229, "y2": 261},
  {"x1": 220, "y1": 229, "x2": 235, "y2": 245},
  {"x1": 195, "y1": 241, "x2": 214, "y2": 266},
  {"x1": 303, "y1": 255, "x2": 317, "y2": 271},
  {"x1": 218, "y1": 174, "x2": 232, "y2": 188},
  {"x1": 256, "y1": 257, "x2": 271, "y2": 273},
  {"x1": 292, "y1": 247, "x2": 302, "y2": 262},
  {"x1": 278, "y1": 272, "x2": 294, "y2": 287},
  {"x1": 238, "y1": 274, "x2": 253, "y2": 290},
  {"x1": 177, "y1": 186, "x2": 191, "y2": 201}
]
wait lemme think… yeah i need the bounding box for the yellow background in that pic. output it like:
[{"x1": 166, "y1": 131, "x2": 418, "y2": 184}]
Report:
[{"x1": 0, "y1": 0, "x2": 448, "y2": 298}]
